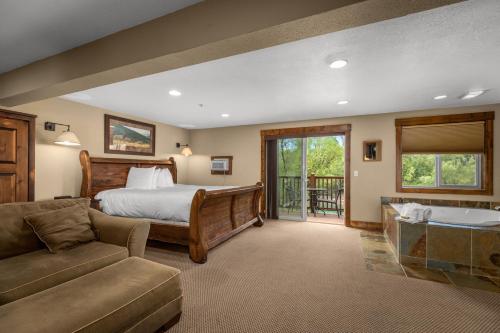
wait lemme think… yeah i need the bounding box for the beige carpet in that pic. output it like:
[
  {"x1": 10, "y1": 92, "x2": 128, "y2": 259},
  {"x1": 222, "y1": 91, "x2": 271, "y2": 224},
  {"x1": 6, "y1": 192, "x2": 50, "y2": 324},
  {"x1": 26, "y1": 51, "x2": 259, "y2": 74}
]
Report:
[{"x1": 145, "y1": 220, "x2": 500, "y2": 333}]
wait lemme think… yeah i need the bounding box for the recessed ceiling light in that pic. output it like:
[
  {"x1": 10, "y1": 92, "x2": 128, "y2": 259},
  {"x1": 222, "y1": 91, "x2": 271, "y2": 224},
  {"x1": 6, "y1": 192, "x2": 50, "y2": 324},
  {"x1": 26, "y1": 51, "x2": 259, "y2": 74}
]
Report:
[
  {"x1": 433, "y1": 95, "x2": 447, "y2": 100},
  {"x1": 221, "y1": 114, "x2": 230, "y2": 118},
  {"x1": 461, "y1": 90, "x2": 486, "y2": 100},
  {"x1": 169, "y1": 89, "x2": 182, "y2": 97},
  {"x1": 337, "y1": 100, "x2": 349, "y2": 105},
  {"x1": 179, "y1": 124, "x2": 196, "y2": 128},
  {"x1": 329, "y1": 59, "x2": 348, "y2": 69}
]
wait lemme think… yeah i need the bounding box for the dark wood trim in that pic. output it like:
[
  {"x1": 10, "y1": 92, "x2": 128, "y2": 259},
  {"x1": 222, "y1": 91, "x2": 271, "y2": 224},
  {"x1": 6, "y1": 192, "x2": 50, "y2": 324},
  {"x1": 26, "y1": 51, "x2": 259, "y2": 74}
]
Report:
[
  {"x1": 261, "y1": 124, "x2": 351, "y2": 140},
  {"x1": 211, "y1": 156, "x2": 233, "y2": 175},
  {"x1": 260, "y1": 124, "x2": 351, "y2": 227},
  {"x1": 104, "y1": 114, "x2": 156, "y2": 156},
  {"x1": 395, "y1": 124, "x2": 403, "y2": 194},
  {"x1": 344, "y1": 129, "x2": 351, "y2": 227},
  {"x1": 395, "y1": 111, "x2": 495, "y2": 127},
  {"x1": 484, "y1": 118, "x2": 494, "y2": 195},
  {"x1": 350, "y1": 220, "x2": 383, "y2": 232},
  {"x1": 395, "y1": 112, "x2": 494, "y2": 196},
  {"x1": 0, "y1": 109, "x2": 37, "y2": 120},
  {"x1": 0, "y1": 108, "x2": 36, "y2": 201},
  {"x1": 27, "y1": 112, "x2": 36, "y2": 201}
]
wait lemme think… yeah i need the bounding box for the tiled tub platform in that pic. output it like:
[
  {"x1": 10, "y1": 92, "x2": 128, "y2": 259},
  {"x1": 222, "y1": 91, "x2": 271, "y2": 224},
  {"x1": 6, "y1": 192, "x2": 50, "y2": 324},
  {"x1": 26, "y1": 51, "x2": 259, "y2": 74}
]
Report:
[
  {"x1": 381, "y1": 204, "x2": 500, "y2": 280},
  {"x1": 360, "y1": 231, "x2": 500, "y2": 293}
]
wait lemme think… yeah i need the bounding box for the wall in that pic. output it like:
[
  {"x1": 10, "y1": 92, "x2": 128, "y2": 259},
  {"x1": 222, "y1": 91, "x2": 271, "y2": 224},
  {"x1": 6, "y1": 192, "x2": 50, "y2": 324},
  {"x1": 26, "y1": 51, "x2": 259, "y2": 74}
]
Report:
[
  {"x1": 187, "y1": 104, "x2": 500, "y2": 223},
  {"x1": 4, "y1": 99, "x2": 499, "y2": 223},
  {"x1": 9, "y1": 98, "x2": 190, "y2": 200}
]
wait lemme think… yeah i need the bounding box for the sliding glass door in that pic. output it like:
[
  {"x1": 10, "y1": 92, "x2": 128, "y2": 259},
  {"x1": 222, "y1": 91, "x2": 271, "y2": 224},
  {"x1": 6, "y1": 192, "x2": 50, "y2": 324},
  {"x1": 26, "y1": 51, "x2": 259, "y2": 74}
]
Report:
[{"x1": 277, "y1": 138, "x2": 307, "y2": 221}]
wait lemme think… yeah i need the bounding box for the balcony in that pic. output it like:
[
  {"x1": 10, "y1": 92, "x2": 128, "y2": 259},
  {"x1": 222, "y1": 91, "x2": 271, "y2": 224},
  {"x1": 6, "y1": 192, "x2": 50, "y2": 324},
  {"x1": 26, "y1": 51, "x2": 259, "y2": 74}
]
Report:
[{"x1": 278, "y1": 175, "x2": 344, "y2": 224}]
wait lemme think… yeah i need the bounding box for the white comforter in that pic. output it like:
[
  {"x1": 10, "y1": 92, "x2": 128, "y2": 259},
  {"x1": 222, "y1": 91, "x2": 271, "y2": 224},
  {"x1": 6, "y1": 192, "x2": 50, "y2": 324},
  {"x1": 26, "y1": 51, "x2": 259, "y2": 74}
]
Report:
[{"x1": 95, "y1": 184, "x2": 234, "y2": 222}]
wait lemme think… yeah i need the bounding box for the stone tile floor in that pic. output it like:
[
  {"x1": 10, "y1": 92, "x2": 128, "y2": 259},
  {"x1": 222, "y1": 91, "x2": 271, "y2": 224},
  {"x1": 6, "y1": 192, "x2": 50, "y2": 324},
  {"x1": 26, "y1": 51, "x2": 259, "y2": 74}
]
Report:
[{"x1": 360, "y1": 230, "x2": 500, "y2": 293}]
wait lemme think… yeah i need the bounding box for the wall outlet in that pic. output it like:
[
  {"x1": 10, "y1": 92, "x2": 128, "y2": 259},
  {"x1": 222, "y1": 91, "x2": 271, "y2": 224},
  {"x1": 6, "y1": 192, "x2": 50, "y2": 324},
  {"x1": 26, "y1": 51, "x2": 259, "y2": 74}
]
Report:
[{"x1": 353, "y1": 170, "x2": 359, "y2": 177}]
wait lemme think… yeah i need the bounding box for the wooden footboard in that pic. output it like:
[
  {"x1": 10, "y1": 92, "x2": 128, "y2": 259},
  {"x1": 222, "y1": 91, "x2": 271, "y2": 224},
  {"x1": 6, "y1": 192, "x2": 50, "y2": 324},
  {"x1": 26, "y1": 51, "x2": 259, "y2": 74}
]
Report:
[{"x1": 188, "y1": 182, "x2": 264, "y2": 263}]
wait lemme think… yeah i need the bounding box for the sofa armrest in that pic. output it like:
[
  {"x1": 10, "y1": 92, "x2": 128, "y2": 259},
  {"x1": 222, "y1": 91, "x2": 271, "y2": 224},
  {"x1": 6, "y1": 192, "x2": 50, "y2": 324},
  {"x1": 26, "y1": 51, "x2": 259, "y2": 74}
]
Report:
[{"x1": 88, "y1": 208, "x2": 150, "y2": 257}]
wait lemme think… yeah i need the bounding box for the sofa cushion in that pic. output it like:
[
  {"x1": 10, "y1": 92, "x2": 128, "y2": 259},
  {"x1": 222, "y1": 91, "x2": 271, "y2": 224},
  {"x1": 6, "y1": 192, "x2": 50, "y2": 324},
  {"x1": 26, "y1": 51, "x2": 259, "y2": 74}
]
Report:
[
  {"x1": 0, "y1": 257, "x2": 183, "y2": 333},
  {"x1": 0, "y1": 241, "x2": 128, "y2": 305},
  {"x1": 24, "y1": 205, "x2": 96, "y2": 253},
  {"x1": 0, "y1": 198, "x2": 90, "y2": 259}
]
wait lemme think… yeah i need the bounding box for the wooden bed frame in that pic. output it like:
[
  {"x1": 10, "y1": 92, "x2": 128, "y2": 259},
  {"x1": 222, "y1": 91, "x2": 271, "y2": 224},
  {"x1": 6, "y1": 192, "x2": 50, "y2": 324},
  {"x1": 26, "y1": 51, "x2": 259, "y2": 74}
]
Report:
[{"x1": 79, "y1": 150, "x2": 264, "y2": 264}]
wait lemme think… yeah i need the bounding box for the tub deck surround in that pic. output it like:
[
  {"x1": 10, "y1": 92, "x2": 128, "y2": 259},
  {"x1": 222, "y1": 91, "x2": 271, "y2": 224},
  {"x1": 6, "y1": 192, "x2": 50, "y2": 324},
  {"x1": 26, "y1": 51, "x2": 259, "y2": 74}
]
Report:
[
  {"x1": 381, "y1": 200, "x2": 500, "y2": 280},
  {"x1": 391, "y1": 203, "x2": 500, "y2": 227},
  {"x1": 360, "y1": 230, "x2": 500, "y2": 293},
  {"x1": 381, "y1": 196, "x2": 500, "y2": 210}
]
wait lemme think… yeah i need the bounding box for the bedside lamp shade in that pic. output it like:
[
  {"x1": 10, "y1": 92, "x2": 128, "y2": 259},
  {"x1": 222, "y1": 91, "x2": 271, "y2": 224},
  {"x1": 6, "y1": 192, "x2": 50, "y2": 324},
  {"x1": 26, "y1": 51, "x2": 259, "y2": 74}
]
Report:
[
  {"x1": 54, "y1": 130, "x2": 81, "y2": 146},
  {"x1": 181, "y1": 146, "x2": 193, "y2": 157}
]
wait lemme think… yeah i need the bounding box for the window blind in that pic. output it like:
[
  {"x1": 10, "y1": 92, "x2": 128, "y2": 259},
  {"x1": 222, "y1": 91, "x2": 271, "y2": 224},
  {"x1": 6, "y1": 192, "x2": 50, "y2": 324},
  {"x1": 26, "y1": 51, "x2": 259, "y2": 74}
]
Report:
[{"x1": 401, "y1": 121, "x2": 484, "y2": 154}]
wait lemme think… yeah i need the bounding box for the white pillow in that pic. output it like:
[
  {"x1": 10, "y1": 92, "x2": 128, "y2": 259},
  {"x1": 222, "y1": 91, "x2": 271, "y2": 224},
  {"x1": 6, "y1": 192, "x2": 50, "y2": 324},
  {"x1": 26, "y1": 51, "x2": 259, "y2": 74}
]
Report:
[
  {"x1": 126, "y1": 167, "x2": 156, "y2": 189},
  {"x1": 153, "y1": 168, "x2": 175, "y2": 188}
]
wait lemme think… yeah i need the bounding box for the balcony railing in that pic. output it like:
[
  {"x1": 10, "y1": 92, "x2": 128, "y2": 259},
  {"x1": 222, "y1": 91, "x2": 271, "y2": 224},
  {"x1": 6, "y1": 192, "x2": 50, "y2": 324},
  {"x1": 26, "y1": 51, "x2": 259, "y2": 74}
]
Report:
[{"x1": 278, "y1": 175, "x2": 344, "y2": 212}]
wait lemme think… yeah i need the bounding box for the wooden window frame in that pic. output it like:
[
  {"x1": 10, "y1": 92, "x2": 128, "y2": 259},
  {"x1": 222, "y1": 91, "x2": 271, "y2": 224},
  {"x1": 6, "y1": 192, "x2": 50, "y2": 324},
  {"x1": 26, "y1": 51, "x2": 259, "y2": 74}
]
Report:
[{"x1": 395, "y1": 112, "x2": 494, "y2": 195}]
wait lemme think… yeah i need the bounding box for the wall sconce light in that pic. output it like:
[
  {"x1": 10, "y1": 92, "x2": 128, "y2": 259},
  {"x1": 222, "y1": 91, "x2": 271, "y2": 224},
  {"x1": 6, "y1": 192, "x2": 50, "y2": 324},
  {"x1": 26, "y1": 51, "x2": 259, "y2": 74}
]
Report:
[
  {"x1": 44, "y1": 122, "x2": 81, "y2": 147},
  {"x1": 176, "y1": 142, "x2": 192, "y2": 156}
]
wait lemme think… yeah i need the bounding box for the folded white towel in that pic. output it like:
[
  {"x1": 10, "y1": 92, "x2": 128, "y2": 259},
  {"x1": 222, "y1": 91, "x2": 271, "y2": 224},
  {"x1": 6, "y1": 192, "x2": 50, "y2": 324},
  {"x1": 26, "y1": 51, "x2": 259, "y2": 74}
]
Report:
[{"x1": 398, "y1": 203, "x2": 432, "y2": 223}]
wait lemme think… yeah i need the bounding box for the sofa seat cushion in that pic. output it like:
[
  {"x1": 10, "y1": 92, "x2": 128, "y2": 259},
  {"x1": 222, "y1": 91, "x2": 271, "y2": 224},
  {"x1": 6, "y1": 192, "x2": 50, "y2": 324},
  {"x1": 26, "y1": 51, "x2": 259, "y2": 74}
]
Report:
[
  {"x1": 0, "y1": 257, "x2": 183, "y2": 333},
  {"x1": 0, "y1": 241, "x2": 128, "y2": 305}
]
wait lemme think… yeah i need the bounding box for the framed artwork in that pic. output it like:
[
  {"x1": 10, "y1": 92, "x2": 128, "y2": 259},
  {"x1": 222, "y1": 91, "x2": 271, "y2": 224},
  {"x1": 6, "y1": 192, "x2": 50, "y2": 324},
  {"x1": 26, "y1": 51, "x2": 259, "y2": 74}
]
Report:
[
  {"x1": 363, "y1": 140, "x2": 382, "y2": 162},
  {"x1": 104, "y1": 114, "x2": 155, "y2": 156}
]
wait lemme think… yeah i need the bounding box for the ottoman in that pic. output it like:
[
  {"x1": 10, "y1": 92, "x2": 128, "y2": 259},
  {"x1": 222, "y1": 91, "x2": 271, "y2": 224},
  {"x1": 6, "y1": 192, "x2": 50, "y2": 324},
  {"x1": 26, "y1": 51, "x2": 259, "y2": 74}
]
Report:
[{"x1": 0, "y1": 257, "x2": 182, "y2": 333}]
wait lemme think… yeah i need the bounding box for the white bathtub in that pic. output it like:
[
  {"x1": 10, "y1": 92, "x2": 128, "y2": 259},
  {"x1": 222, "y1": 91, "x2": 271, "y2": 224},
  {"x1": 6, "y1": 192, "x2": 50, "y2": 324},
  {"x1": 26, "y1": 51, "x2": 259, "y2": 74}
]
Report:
[{"x1": 390, "y1": 203, "x2": 500, "y2": 227}]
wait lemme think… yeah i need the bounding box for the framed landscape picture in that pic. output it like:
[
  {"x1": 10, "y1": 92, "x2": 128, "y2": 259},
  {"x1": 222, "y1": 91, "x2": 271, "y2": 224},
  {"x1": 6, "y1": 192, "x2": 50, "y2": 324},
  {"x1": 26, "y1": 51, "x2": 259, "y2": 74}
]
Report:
[{"x1": 104, "y1": 115, "x2": 155, "y2": 156}]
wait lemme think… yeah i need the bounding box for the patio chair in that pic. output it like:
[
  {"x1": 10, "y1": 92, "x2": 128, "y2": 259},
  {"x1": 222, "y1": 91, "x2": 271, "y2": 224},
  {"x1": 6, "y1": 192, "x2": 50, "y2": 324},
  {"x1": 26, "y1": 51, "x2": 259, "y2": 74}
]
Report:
[{"x1": 317, "y1": 187, "x2": 343, "y2": 218}]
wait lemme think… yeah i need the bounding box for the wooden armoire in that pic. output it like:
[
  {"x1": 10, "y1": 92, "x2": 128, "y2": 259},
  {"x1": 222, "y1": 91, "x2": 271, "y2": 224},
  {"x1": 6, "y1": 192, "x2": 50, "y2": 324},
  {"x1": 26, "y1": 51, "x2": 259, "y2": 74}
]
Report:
[{"x1": 0, "y1": 109, "x2": 36, "y2": 203}]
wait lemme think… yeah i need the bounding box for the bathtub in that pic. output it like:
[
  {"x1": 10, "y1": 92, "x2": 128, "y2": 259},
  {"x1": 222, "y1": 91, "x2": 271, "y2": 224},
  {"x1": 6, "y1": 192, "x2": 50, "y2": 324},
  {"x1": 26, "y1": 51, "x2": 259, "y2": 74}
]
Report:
[
  {"x1": 382, "y1": 203, "x2": 500, "y2": 277},
  {"x1": 390, "y1": 203, "x2": 500, "y2": 227}
]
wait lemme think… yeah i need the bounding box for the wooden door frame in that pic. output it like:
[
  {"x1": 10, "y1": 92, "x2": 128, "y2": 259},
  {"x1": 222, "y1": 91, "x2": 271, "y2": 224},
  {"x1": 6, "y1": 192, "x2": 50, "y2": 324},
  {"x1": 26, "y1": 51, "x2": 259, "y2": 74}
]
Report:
[{"x1": 260, "y1": 124, "x2": 351, "y2": 227}]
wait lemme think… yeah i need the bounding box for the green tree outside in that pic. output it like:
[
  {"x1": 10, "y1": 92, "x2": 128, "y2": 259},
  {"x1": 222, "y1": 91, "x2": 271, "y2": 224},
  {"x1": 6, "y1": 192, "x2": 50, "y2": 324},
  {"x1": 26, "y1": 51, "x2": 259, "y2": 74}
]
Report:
[
  {"x1": 278, "y1": 136, "x2": 345, "y2": 177},
  {"x1": 402, "y1": 154, "x2": 477, "y2": 186}
]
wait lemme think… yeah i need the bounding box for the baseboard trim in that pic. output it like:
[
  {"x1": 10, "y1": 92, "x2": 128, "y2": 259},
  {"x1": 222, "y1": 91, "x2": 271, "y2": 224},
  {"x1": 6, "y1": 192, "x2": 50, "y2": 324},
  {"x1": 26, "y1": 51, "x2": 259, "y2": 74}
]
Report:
[{"x1": 350, "y1": 220, "x2": 382, "y2": 231}]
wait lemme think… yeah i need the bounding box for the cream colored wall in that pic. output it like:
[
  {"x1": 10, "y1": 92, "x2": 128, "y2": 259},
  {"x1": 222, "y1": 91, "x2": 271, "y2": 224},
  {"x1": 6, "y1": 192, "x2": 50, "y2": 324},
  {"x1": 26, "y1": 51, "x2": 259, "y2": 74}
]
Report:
[
  {"x1": 9, "y1": 98, "x2": 190, "y2": 200},
  {"x1": 187, "y1": 104, "x2": 500, "y2": 223},
  {"x1": 5, "y1": 99, "x2": 499, "y2": 223}
]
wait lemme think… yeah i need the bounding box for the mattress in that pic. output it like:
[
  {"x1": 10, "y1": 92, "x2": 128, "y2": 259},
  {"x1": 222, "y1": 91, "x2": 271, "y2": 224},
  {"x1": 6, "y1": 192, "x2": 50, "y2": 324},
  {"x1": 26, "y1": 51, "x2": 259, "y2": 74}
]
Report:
[{"x1": 95, "y1": 184, "x2": 234, "y2": 222}]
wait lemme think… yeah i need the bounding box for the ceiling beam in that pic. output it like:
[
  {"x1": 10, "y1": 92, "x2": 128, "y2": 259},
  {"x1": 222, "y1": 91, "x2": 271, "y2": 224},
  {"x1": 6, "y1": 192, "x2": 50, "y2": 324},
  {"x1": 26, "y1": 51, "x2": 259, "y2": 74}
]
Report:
[{"x1": 0, "y1": 0, "x2": 464, "y2": 106}]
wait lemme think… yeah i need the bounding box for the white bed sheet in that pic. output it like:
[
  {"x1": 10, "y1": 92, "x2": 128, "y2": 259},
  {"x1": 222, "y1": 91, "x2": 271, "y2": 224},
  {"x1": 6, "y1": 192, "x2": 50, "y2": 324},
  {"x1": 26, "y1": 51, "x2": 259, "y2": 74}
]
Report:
[{"x1": 95, "y1": 184, "x2": 234, "y2": 222}]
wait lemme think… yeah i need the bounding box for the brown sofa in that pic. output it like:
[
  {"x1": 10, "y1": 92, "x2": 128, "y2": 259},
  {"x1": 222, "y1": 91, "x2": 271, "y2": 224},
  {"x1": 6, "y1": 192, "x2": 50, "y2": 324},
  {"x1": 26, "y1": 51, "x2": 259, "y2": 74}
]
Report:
[{"x1": 0, "y1": 198, "x2": 182, "y2": 332}]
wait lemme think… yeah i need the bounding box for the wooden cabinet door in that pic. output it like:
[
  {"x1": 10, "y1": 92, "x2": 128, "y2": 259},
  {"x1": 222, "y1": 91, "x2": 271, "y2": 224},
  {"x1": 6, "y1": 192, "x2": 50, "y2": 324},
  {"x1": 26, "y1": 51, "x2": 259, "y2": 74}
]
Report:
[{"x1": 0, "y1": 117, "x2": 29, "y2": 203}]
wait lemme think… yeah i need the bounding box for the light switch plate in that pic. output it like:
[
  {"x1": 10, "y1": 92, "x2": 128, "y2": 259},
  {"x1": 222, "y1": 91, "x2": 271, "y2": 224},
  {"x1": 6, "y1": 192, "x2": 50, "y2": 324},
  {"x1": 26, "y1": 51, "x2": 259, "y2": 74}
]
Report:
[{"x1": 353, "y1": 170, "x2": 359, "y2": 177}]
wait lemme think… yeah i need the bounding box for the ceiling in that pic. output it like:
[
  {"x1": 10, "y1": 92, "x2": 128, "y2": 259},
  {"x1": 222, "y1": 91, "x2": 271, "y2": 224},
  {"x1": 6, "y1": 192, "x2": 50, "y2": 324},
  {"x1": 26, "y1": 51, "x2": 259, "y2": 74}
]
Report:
[
  {"x1": 62, "y1": 0, "x2": 500, "y2": 129},
  {"x1": 0, "y1": 0, "x2": 201, "y2": 74}
]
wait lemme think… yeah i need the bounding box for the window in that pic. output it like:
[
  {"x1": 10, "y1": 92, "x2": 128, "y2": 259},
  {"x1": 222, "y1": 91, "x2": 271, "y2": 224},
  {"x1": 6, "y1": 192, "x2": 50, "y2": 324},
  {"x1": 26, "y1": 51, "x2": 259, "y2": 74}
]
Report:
[
  {"x1": 396, "y1": 112, "x2": 494, "y2": 195},
  {"x1": 402, "y1": 154, "x2": 480, "y2": 188}
]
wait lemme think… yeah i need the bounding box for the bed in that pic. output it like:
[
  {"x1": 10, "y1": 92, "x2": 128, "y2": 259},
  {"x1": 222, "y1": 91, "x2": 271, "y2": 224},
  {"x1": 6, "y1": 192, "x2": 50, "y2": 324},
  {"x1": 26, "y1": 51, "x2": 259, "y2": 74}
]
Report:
[{"x1": 79, "y1": 150, "x2": 264, "y2": 263}]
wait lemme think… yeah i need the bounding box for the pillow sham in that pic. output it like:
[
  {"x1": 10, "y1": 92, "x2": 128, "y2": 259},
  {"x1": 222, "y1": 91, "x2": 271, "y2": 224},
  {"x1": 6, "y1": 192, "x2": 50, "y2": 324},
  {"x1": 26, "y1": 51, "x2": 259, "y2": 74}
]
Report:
[
  {"x1": 126, "y1": 166, "x2": 156, "y2": 189},
  {"x1": 24, "y1": 205, "x2": 96, "y2": 253},
  {"x1": 153, "y1": 168, "x2": 175, "y2": 188}
]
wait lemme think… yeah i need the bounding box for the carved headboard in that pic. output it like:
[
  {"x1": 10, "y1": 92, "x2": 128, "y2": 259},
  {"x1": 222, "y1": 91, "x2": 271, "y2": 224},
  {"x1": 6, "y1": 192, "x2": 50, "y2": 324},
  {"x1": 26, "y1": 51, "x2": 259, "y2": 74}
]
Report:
[{"x1": 79, "y1": 150, "x2": 177, "y2": 198}]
